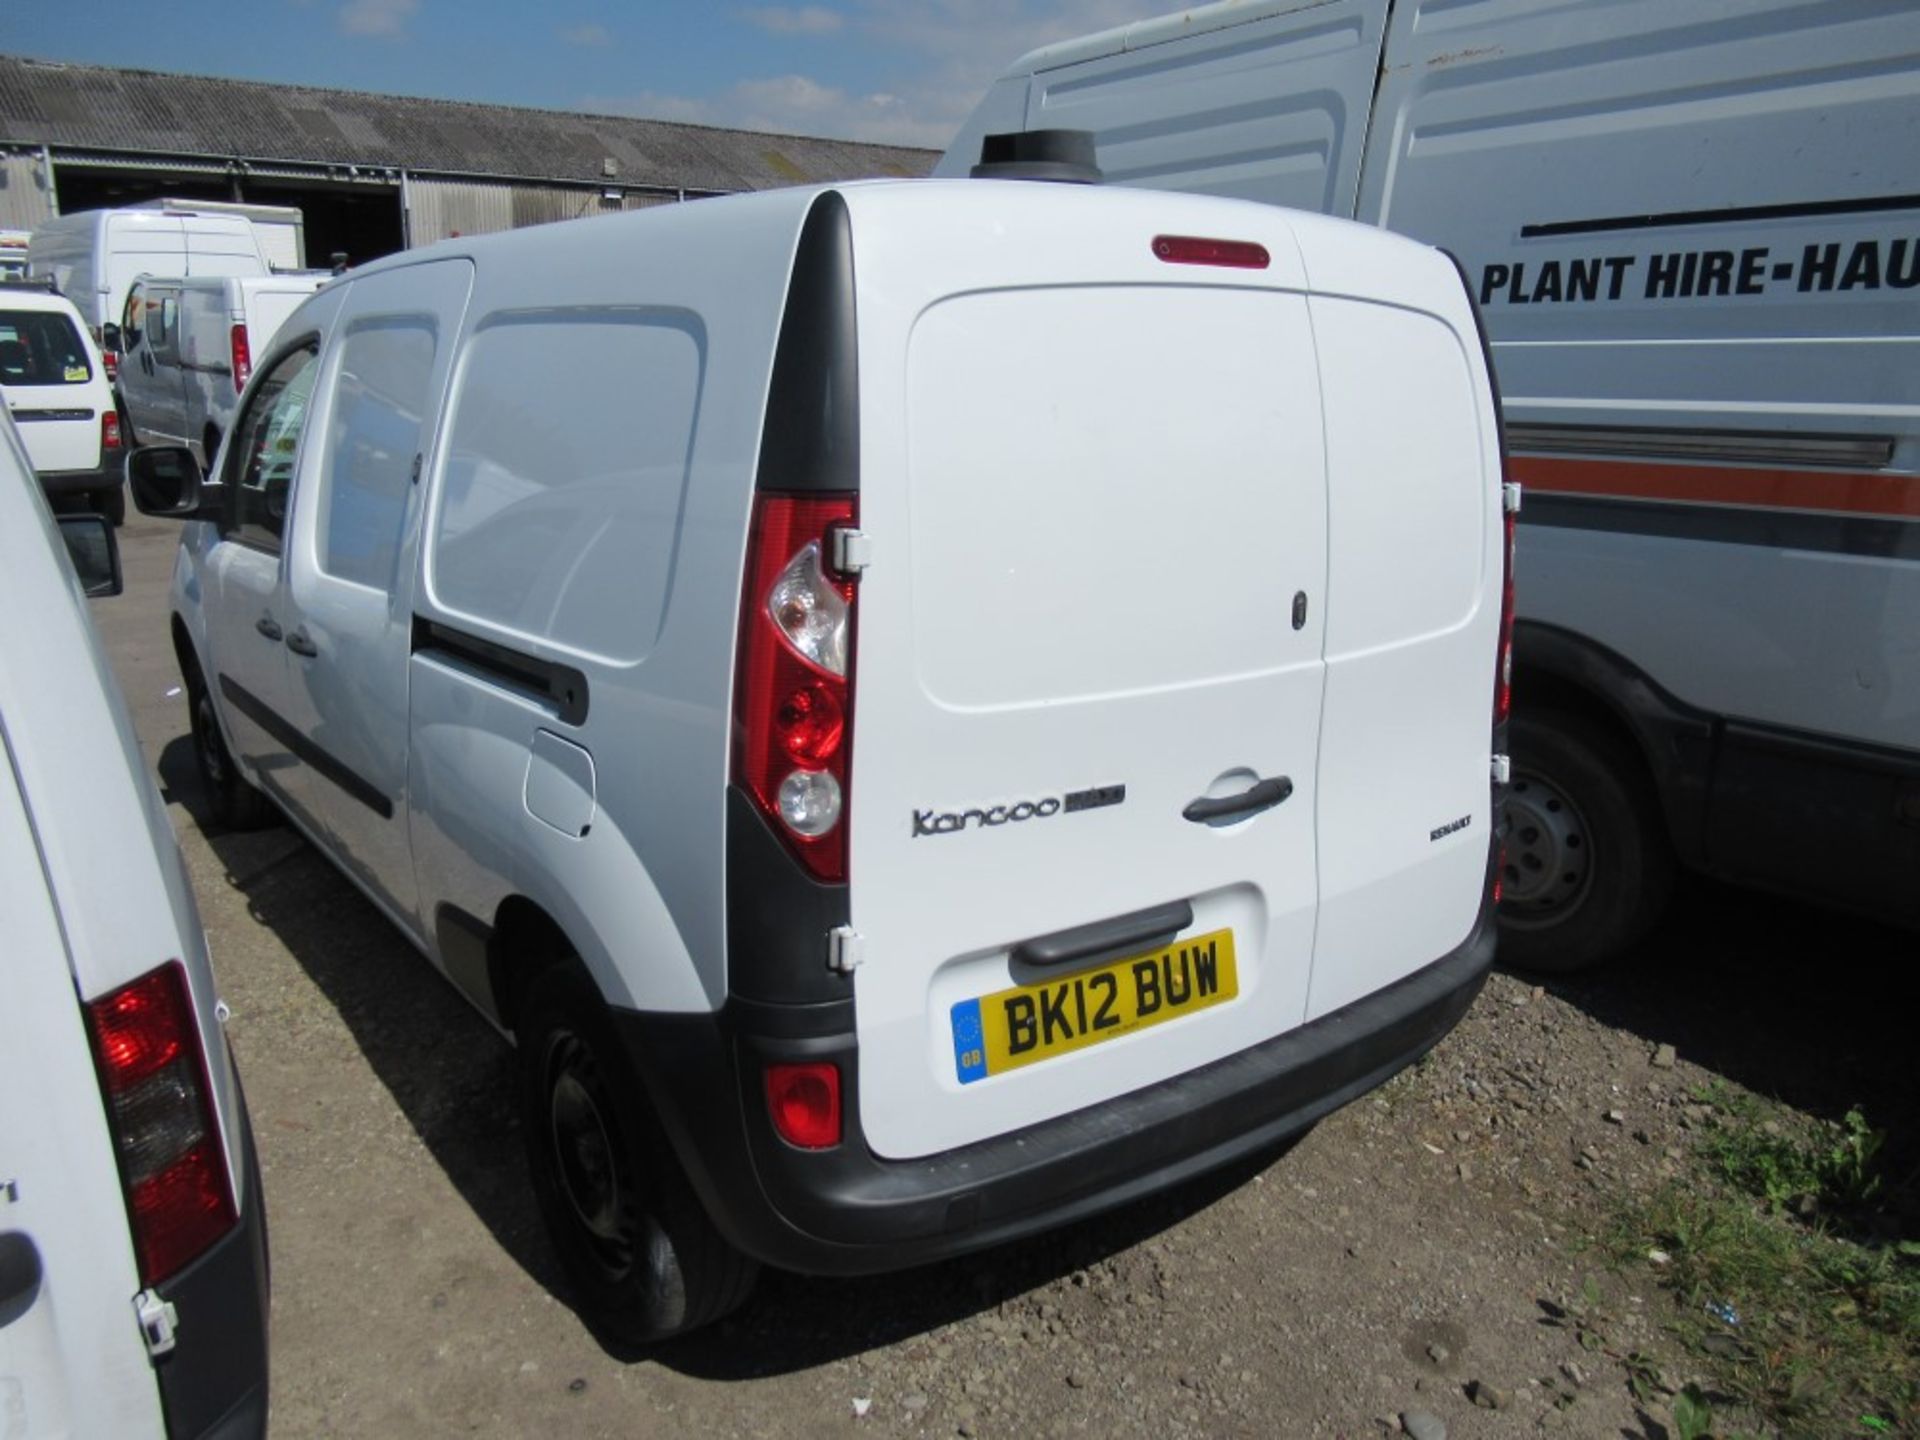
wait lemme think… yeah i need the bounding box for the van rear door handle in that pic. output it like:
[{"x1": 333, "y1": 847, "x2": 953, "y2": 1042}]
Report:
[
  {"x1": 1012, "y1": 899, "x2": 1195, "y2": 969},
  {"x1": 1183, "y1": 775, "x2": 1293, "y2": 824},
  {"x1": 254, "y1": 615, "x2": 282, "y2": 642},
  {"x1": 285, "y1": 628, "x2": 318, "y2": 658}
]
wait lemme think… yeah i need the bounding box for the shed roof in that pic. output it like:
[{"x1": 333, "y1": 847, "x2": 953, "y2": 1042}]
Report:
[{"x1": 0, "y1": 54, "x2": 937, "y2": 192}]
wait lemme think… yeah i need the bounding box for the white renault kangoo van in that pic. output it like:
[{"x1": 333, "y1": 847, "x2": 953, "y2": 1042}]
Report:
[
  {"x1": 133, "y1": 161, "x2": 1511, "y2": 1341},
  {"x1": 1, "y1": 410, "x2": 269, "y2": 1436}
]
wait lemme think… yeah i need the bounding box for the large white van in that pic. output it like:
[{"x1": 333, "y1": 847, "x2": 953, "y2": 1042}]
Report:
[
  {"x1": 0, "y1": 411, "x2": 269, "y2": 1437},
  {"x1": 131, "y1": 199, "x2": 307, "y2": 273},
  {"x1": 27, "y1": 209, "x2": 273, "y2": 351},
  {"x1": 132, "y1": 173, "x2": 1509, "y2": 1340},
  {"x1": 119, "y1": 272, "x2": 330, "y2": 466},
  {"x1": 941, "y1": 0, "x2": 1920, "y2": 969}
]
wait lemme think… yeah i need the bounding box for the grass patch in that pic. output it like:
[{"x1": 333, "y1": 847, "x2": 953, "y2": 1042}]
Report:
[{"x1": 1603, "y1": 1091, "x2": 1918, "y2": 1436}]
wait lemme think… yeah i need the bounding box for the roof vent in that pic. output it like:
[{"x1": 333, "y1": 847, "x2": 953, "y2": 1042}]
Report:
[{"x1": 970, "y1": 129, "x2": 1101, "y2": 185}]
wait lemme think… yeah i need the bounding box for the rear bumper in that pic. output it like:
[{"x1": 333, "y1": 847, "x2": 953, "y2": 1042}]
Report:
[
  {"x1": 36, "y1": 462, "x2": 122, "y2": 498},
  {"x1": 617, "y1": 906, "x2": 1495, "y2": 1276}
]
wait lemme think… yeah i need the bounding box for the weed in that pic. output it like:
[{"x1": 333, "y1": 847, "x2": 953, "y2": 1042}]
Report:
[{"x1": 1604, "y1": 1096, "x2": 1918, "y2": 1435}]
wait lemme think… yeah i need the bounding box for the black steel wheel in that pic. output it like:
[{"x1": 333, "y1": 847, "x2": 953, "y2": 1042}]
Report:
[
  {"x1": 1498, "y1": 708, "x2": 1673, "y2": 973},
  {"x1": 184, "y1": 657, "x2": 274, "y2": 830},
  {"x1": 516, "y1": 959, "x2": 756, "y2": 1343}
]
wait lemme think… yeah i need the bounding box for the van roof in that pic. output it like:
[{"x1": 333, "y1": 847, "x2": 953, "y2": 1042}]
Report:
[{"x1": 996, "y1": 0, "x2": 1315, "y2": 77}]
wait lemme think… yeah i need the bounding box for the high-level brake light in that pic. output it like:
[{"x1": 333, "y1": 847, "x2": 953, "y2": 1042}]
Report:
[{"x1": 1152, "y1": 235, "x2": 1271, "y2": 270}]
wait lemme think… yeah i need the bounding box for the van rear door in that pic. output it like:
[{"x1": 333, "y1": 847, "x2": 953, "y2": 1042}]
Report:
[{"x1": 842, "y1": 183, "x2": 1328, "y2": 1159}]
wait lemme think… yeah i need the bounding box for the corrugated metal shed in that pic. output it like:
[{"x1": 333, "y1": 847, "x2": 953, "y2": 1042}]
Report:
[
  {"x1": 0, "y1": 148, "x2": 51, "y2": 229},
  {"x1": 0, "y1": 53, "x2": 936, "y2": 194}
]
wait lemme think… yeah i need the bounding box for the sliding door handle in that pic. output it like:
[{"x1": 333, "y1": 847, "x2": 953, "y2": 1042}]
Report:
[
  {"x1": 254, "y1": 615, "x2": 282, "y2": 642},
  {"x1": 285, "y1": 628, "x2": 318, "y2": 658}
]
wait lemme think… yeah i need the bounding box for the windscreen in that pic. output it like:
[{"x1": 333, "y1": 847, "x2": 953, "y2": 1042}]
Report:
[{"x1": 0, "y1": 310, "x2": 92, "y2": 385}]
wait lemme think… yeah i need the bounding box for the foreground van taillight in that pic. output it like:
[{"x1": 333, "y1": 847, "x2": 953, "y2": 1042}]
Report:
[
  {"x1": 84, "y1": 962, "x2": 236, "y2": 1285},
  {"x1": 101, "y1": 409, "x2": 122, "y2": 452},
  {"x1": 229, "y1": 324, "x2": 252, "y2": 394},
  {"x1": 734, "y1": 492, "x2": 858, "y2": 882}
]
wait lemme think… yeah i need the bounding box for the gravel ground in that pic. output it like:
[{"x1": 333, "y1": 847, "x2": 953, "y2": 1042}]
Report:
[{"x1": 92, "y1": 516, "x2": 1916, "y2": 1439}]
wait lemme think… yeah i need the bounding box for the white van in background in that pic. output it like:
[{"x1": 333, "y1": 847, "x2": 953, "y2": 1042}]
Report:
[
  {"x1": 941, "y1": 0, "x2": 1920, "y2": 968},
  {"x1": 133, "y1": 174, "x2": 1509, "y2": 1340},
  {"x1": 119, "y1": 272, "x2": 330, "y2": 466},
  {"x1": 0, "y1": 229, "x2": 28, "y2": 282},
  {"x1": 131, "y1": 199, "x2": 306, "y2": 272},
  {"x1": 27, "y1": 209, "x2": 273, "y2": 354}
]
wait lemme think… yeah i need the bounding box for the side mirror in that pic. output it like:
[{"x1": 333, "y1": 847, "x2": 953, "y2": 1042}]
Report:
[
  {"x1": 101, "y1": 322, "x2": 122, "y2": 354},
  {"x1": 128, "y1": 445, "x2": 210, "y2": 519},
  {"x1": 58, "y1": 514, "x2": 123, "y2": 597}
]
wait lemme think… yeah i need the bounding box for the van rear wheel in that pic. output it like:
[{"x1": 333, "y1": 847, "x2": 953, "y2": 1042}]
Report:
[
  {"x1": 1497, "y1": 709, "x2": 1673, "y2": 973},
  {"x1": 184, "y1": 659, "x2": 274, "y2": 830},
  {"x1": 516, "y1": 959, "x2": 757, "y2": 1343}
]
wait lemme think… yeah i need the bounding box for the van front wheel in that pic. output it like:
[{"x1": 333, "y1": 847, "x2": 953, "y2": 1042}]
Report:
[
  {"x1": 516, "y1": 960, "x2": 757, "y2": 1343},
  {"x1": 184, "y1": 661, "x2": 274, "y2": 830},
  {"x1": 1498, "y1": 709, "x2": 1673, "y2": 973}
]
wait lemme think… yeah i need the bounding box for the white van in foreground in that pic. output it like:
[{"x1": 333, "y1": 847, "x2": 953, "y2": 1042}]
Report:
[
  {"x1": 118, "y1": 272, "x2": 330, "y2": 466},
  {"x1": 134, "y1": 173, "x2": 1508, "y2": 1340},
  {"x1": 942, "y1": 0, "x2": 1920, "y2": 969},
  {"x1": 0, "y1": 411, "x2": 269, "y2": 1437},
  {"x1": 28, "y1": 208, "x2": 273, "y2": 352}
]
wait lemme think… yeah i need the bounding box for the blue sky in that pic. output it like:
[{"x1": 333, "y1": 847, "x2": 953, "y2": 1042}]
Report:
[{"x1": 5, "y1": 2, "x2": 1171, "y2": 149}]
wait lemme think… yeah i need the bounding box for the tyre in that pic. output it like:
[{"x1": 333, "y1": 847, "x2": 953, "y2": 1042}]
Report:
[
  {"x1": 516, "y1": 959, "x2": 757, "y2": 1343},
  {"x1": 183, "y1": 658, "x2": 275, "y2": 831},
  {"x1": 1497, "y1": 708, "x2": 1674, "y2": 973}
]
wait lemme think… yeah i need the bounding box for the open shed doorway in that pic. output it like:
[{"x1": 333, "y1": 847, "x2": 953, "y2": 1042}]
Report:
[{"x1": 53, "y1": 167, "x2": 406, "y2": 270}]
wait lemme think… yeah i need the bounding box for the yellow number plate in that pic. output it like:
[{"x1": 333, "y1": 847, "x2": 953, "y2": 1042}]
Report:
[{"x1": 950, "y1": 928, "x2": 1237, "y2": 1084}]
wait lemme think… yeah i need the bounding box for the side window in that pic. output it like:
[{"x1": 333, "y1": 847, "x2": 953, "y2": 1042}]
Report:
[
  {"x1": 122, "y1": 288, "x2": 145, "y2": 350},
  {"x1": 316, "y1": 316, "x2": 436, "y2": 592},
  {"x1": 431, "y1": 311, "x2": 702, "y2": 664},
  {"x1": 155, "y1": 296, "x2": 178, "y2": 355},
  {"x1": 223, "y1": 343, "x2": 319, "y2": 553}
]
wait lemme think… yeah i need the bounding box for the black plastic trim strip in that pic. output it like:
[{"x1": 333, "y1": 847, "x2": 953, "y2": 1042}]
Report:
[
  {"x1": 9, "y1": 408, "x2": 93, "y2": 422},
  {"x1": 1508, "y1": 422, "x2": 1897, "y2": 471},
  {"x1": 724, "y1": 784, "x2": 850, "y2": 1005},
  {"x1": 1519, "y1": 192, "x2": 1920, "y2": 239},
  {"x1": 217, "y1": 673, "x2": 394, "y2": 819},
  {"x1": 1521, "y1": 491, "x2": 1920, "y2": 559},
  {"x1": 1012, "y1": 899, "x2": 1195, "y2": 970},
  {"x1": 410, "y1": 618, "x2": 589, "y2": 726},
  {"x1": 755, "y1": 190, "x2": 859, "y2": 495}
]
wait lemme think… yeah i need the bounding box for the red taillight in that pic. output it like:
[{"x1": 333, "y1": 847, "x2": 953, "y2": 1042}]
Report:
[
  {"x1": 765, "y1": 1062, "x2": 842, "y2": 1149},
  {"x1": 84, "y1": 963, "x2": 236, "y2": 1285},
  {"x1": 1152, "y1": 234, "x2": 1271, "y2": 270},
  {"x1": 734, "y1": 492, "x2": 858, "y2": 882},
  {"x1": 1495, "y1": 486, "x2": 1517, "y2": 723},
  {"x1": 101, "y1": 409, "x2": 122, "y2": 452},
  {"x1": 230, "y1": 324, "x2": 252, "y2": 394}
]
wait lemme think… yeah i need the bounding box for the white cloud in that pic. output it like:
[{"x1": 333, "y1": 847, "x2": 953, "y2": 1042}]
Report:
[
  {"x1": 740, "y1": 5, "x2": 845, "y2": 35},
  {"x1": 586, "y1": 1, "x2": 1166, "y2": 148},
  {"x1": 338, "y1": 0, "x2": 418, "y2": 38},
  {"x1": 560, "y1": 22, "x2": 611, "y2": 47}
]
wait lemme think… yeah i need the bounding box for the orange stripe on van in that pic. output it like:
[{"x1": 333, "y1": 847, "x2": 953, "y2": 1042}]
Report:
[{"x1": 1508, "y1": 454, "x2": 1920, "y2": 519}]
